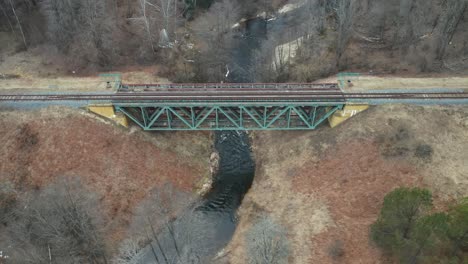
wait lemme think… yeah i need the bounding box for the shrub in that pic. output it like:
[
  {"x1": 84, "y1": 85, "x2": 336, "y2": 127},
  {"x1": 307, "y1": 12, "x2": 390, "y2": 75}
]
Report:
[
  {"x1": 0, "y1": 181, "x2": 17, "y2": 225},
  {"x1": 445, "y1": 198, "x2": 468, "y2": 258},
  {"x1": 245, "y1": 215, "x2": 290, "y2": 264},
  {"x1": 328, "y1": 239, "x2": 345, "y2": 260},
  {"x1": 414, "y1": 144, "x2": 433, "y2": 160},
  {"x1": 7, "y1": 178, "x2": 108, "y2": 263}
]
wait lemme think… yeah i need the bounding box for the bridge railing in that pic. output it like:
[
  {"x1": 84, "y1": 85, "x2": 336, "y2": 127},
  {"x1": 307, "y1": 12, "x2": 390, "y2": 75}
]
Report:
[{"x1": 118, "y1": 83, "x2": 339, "y2": 91}]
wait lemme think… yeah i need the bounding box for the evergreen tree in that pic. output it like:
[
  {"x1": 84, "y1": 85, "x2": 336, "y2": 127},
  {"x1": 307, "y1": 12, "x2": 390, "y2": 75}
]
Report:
[
  {"x1": 446, "y1": 198, "x2": 468, "y2": 261},
  {"x1": 370, "y1": 187, "x2": 433, "y2": 253}
]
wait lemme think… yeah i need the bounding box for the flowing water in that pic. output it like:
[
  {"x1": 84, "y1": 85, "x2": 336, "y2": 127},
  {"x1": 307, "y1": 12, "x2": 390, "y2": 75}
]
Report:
[{"x1": 137, "y1": 131, "x2": 255, "y2": 263}]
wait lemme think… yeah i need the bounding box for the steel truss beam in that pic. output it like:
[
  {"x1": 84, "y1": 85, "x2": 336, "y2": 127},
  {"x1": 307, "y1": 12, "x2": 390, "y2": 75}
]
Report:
[{"x1": 114, "y1": 104, "x2": 344, "y2": 130}]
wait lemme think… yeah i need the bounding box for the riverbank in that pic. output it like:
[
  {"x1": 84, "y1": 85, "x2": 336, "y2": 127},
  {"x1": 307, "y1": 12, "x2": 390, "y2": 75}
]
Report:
[{"x1": 224, "y1": 104, "x2": 468, "y2": 263}]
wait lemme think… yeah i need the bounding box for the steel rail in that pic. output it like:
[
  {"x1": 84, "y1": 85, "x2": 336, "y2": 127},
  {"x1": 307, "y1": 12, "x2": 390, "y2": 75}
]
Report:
[
  {"x1": 0, "y1": 91, "x2": 346, "y2": 98},
  {"x1": 120, "y1": 83, "x2": 338, "y2": 89},
  {"x1": 118, "y1": 88, "x2": 342, "y2": 92},
  {"x1": 0, "y1": 91, "x2": 466, "y2": 97},
  {"x1": 0, "y1": 87, "x2": 467, "y2": 102},
  {"x1": 0, "y1": 93, "x2": 467, "y2": 101},
  {"x1": 113, "y1": 91, "x2": 345, "y2": 96}
]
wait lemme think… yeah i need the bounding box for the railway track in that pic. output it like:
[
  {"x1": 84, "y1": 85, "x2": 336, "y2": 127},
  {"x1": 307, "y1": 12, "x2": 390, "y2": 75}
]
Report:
[
  {"x1": 0, "y1": 92, "x2": 466, "y2": 102},
  {"x1": 119, "y1": 83, "x2": 339, "y2": 91},
  {"x1": 0, "y1": 83, "x2": 467, "y2": 103}
]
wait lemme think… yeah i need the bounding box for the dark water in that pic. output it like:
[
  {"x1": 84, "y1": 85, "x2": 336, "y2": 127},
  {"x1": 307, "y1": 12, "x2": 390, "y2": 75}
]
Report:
[
  {"x1": 227, "y1": 10, "x2": 305, "y2": 83},
  {"x1": 194, "y1": 130, "x2": 255, "y2": 253},
  {"x1": 137, "y1": 131, "x2": 254, "y2": 263},
  {"x1": 198, "y1": 130, "x2": 255, "y2": 215},
  {"x1": 229, "y1": 18, "x2": 268, "y2": 83}
]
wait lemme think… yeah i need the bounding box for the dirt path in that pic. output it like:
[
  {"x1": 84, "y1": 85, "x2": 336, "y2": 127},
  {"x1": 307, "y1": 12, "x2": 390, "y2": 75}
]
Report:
[
  {"x1": 0, "y1": 70, "x2": 169, "y2": 92},
  {"x1": 314, "y1": 74, "x2": 468, "y2": 91},
  {"x1": 0, "y1": 43, "x2": 169, "y2": 92},
  {"x1": 343, "y1": 76, "x2": 468, "y2": 91}
]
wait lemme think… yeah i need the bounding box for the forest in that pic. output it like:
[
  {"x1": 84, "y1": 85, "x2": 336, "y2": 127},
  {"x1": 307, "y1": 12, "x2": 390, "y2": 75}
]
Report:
[{"x1": 1, "y1": 0, "x2": 467, "y2": 82}]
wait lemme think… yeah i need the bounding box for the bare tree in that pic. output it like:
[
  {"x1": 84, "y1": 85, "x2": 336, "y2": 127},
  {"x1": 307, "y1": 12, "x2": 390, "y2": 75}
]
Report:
[
  {"x1": 396, "y1": 0, "x2": 415, "y2": 51},
  {"x1": 0, "y1": 0, "x2": 29, "y2": 48},
  {"x1": 129, "y1": 0, "x2": 178, "y2": 53},
  {"x1": 251, "y1": 31, "x2": 299, "y2": 83},
  {"x1": 434, "y1": 0, "x2": 467, "y2": 62},
  {"x1": 115, "y1": 184, "x2": 216, "y2": 264},
  {"x1": 131, "y1": 0, "x2": 157, "y2": 52},
  {"x1": 315, "y1": 0, "x2": 328, "y2": 35},
  {"x1": 335, "y1": 0, "x2": 354, "y2": 68},
  {"x1": 190, "y1": 0, "x2": 241, "y2": 82},
  {"x1": 41, "y1": 0, "x2": 116, "y2": 67},
  {"x1": 245, "y1": 215, "x2": 290, "y2": 264},
  {"x1": 5, "y1": 178, "x2": 108, "y2": 264},
  {"x1": 41, "y1": 0, "x2": 79, "y2": 50},
  {"x1": 157, "y1": 0, "x2": 176, "y2": 43},
  {"x1": 7, "y1": 0, "x2": 27, "y2": 48},
  {"x1": 113, "y1": 239, "x2": 145, "y2": 264},
  {"x1": 0, "y1": 181, "x2": 17, "y2": 225},
  {"x1": 0, "y1": 1, "x2": 15, "y2": 33},
  {"x1": 251, "y1": 40, "x2": 277, "y2": 82}
]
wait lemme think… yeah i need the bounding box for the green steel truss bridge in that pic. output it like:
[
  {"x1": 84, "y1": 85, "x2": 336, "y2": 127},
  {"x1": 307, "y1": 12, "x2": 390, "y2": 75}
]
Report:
[
  {"x1": 1, "y1": 83, "x2": 467, "y2": 130},
  {"x1": 115, "y1": 83, "x2": 344, "y2": 130}
]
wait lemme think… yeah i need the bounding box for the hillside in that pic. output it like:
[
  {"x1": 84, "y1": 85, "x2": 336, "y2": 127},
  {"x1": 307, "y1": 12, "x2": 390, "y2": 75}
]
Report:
[
  {"x1": 225, "y1": 105, "x2": 468, "y2": 263},
  {"x1": 0, "y1": 107, "x2": 212, "y2": 251}
]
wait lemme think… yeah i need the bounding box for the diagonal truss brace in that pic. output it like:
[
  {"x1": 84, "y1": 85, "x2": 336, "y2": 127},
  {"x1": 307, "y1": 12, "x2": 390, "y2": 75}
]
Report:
[{"x1": 114, "y1": 104, "x2": 344, "y2": 130}]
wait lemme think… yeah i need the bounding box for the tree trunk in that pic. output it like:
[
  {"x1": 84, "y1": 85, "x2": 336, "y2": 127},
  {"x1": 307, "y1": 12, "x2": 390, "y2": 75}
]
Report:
[
  {"x1": 8, "y1": 0, "x2": 27, "y2": 49},
  {"x1": 0, "y1": 2, "x2": 15, "y2": 33}
]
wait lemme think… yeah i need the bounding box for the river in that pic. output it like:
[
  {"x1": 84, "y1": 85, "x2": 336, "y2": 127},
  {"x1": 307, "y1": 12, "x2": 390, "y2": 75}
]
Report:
[{"x1": 135, "y1": 15, "x2": 276, "y2": 264}]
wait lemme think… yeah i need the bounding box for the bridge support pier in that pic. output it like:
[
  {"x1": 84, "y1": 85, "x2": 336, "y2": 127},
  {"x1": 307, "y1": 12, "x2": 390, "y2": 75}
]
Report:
[
  {"x1": 328, "y1": 104, "x2": 369, "y2": 128},
  {"x1": 113, "y1": 104, "x2": 344, "y2": 130},
  {"x1": 88, "y1": 104, "x2": 128, "y2": 127}
]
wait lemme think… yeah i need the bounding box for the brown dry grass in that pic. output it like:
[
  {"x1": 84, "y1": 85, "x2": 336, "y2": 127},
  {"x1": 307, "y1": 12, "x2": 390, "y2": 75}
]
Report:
[
  {"x1": 293, "y1": 140, "x2": 422, "y2": 263},
  {"x1": 0, "y1": 107, "x2": 211, "y2": 245},
  {"x1": 0, "y1": 66, "x2": 169, "y2": 92},
  {"x1": 345, "y1": 76, "x2": 468, "y2": 91},
  {"x1": 312, "y1": 74, "x2": 468, "y2": 91},
  {"x1": 0, "y1": 41, "x2": 169, "y2": 92}
]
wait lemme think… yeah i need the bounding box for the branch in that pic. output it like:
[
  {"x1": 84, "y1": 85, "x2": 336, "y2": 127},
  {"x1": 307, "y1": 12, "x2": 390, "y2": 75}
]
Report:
[{"x1": 8, "y1": 0, "x2": 27, "y2": 49}]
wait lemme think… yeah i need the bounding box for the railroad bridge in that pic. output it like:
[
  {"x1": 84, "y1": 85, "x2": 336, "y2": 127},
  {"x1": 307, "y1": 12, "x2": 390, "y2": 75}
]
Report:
[{"x1": 1, "y1": 82, "x2": 467, "y2": 130}]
